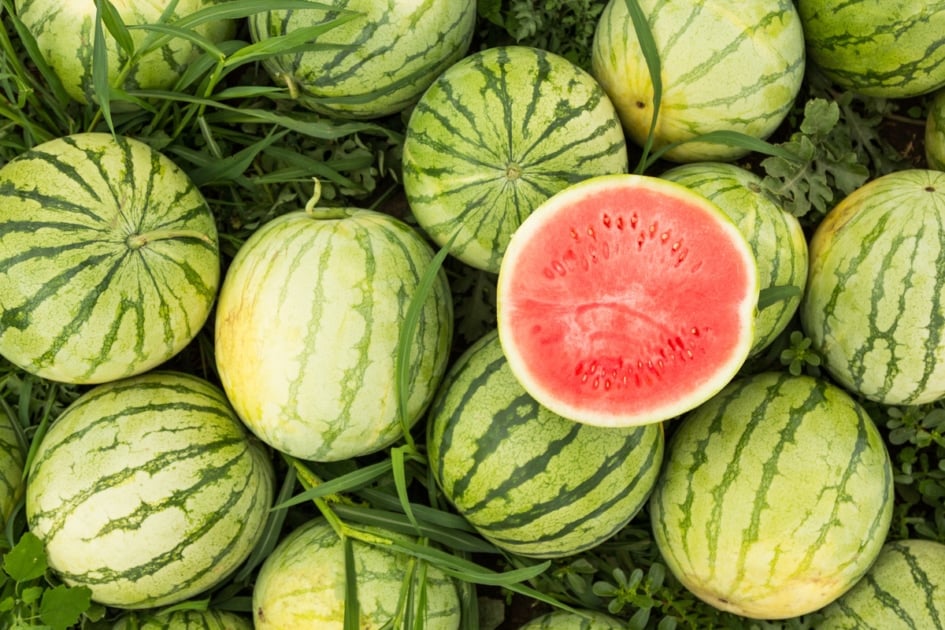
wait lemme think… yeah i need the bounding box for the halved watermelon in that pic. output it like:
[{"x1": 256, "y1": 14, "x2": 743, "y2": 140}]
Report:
[{"x1": 496, "y1": 174, "x2": 758, "y2": 427}]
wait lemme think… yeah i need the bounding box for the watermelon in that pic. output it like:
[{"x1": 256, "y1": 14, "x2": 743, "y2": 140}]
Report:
[
  {"x1": 214, "y1": 206, "x2": 453, "y2": 462},
  {"x1": 426, "y1": 329, "x2": 663, "y2": 558},
  {"x1": 925, "y1": 88, "x2": 945, "y2": 170},
  {"x1": 518, "y1": 609, "x2": 628, "y2": 629},
  {"x1": 25, "y1": 371, "x2": 275, "y2": 609},
  {"x1": 800, "y1": 169, "x2": 945, "y2": 405},
  {"x1": 402, "y1": 45, "x2": 629, "y2": 273},
  {"x1": 591, "y1": 0, "x2": 806, "y2": 162},
  {"x1": 0, "y1": 132, "x2": 220, "y2": 385},
  {"x1": 0, "y1": 401, "x2": 24, "y2": 532},
  {"x1": 819, "y1": 538, "x2": 945, "y2": 629},
  {"x1": 661, "y1": 162, "x2": 808, "y2": 356},
  {"x1": 253, "y1": 517, "x2": 461, "y2": 629},
  {"x1": 15, "y1": 0, "x2": 236, "y2": 105},
  {"x1": 649, "y1": 371, "x2": 894, "y2": 620},
  {"x1": 495, "y1": 173, "x2": 758, "y2": 428},
  {"x1": 248, "y1": 0, "x2": 476, "y2": 119},
  {"x1": 112, "y1": 607, "x2": 253, "y2": 630},
  {"x1": 797, "y1": 0, "x2": 945, "y2": 98}
]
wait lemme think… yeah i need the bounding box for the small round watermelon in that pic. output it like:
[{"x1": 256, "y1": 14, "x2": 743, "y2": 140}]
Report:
[
  {"x1": 661, "y1": 162, "x2": 808, "y2": 356},
  {"x1": 0, "y1": 132, "x2": 220, "y2": 385},
  {"x1": 518, "y1": 609, "x2": 628, "y2": 629},
  {"x1": 650, "y1": 371, "x2": 894, "y2": 620},
  {"x1": 402, "y1": 45, "x2": 629, "y2": 273},
  {"x1": 253, "y1": 517, "x2": 461, "y2": 629},
  {"x1": 801, "y1": 169, "x2": 945, "y2": 405},
  {"x1": 798, "y1": 0, "x2": 945, "y2": 98},
  {"x1": 248, "y1": 0, "x2": 476, "y2": 119},
  {"x1": 426, "y1": 329, "x2": 664, "y2": 558},
  {"x1": 25, "y1": 371, "x2": 275, "y2": 609},
  {"x1": 819, "y1": 538, "x2": 945, "y2": 629},
  {"x1": 214, "y1": 206, "x2": 453, "y2": 462},
  {"x1": 15, "y1": 0, "x2": 236, "y2": 105},
  {"x1": 496, "y1": 173, "x2": 758, "y2": 427},
  {"x1": 591, "y1": 0, "x2": 805, "y2": 162}
]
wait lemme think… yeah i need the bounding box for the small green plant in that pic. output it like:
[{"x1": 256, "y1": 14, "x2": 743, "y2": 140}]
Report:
[{"x1": 779, "y1": 330, "x2": 823, "y2": 377}]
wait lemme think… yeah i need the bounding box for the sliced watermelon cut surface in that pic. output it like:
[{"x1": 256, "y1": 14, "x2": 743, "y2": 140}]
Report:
[{"x1": 497, "y1": 174, "x2": 758, "y2": 427}]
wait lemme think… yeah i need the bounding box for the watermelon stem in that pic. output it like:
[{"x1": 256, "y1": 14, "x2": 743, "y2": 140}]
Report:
[{"x1": 125, "y1": 229, "x2": 215, "y2": 249}]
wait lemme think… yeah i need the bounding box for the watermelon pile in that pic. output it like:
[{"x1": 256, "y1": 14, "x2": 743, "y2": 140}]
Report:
[{"x1": 0, "y1": 0, "x2": 944, "y2": 628}]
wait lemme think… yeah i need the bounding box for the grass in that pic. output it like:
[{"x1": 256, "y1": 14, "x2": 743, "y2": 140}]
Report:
[{"x1": 0, "y1": 0, "x2": 943, "y2": 628}]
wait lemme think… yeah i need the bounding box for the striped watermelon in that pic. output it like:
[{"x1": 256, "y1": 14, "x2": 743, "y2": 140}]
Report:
[
  {"x1": 253, "y1": 517, "x2": 461, "y2": 629},
  {"x1": 797, "y1": 0, "x2": 945, "y2": 98},
  {"x1": 112, "y1": 607, "x2": 253, "y2": 629},
  {"x1": 402, "y1": 45, "x2": 629, "y2": 273},
  {"x1": 15, "y1": 0, "x2": 236, "y2": 105},
  {"x1": 0, "y1": 132, "x2": 220, "y2": 385},
  {"x1": 661, "y1": 162, "x2": 808, "y2": 356},
  {"x1": 590, "y1": 0, "x2": 805, "y2": 162},
  {"x1": 426, "y1": 329, "x2": 664, "y2": 558},
  {"x1": 800, "y1": 169, "x2": 945, "y2": 405},
  {"x1": 925, "y1": 88, "x2": 945, "y2": 170},
  {"x1": 248, "y1": 0, "x2": 476, "y2": 119},
  {"x1": 649, "y1": 371, "x2": 894, "y2": 620},
  {"x1": 819, "y1": 538, "x2": 945, "y2": 629},
  {"x1": 0, "y1": 401, "x2": 24, "y2": 532},
  {"x1": 214, "y1": 206, "x2": 453, "y2": 462},
  {"x1": 496, "y1": 174, "x2": 758, "y2": 428},
  {"x1": 517, "y1": 610, "x2": 628, "y2": 629},
  {"x1": 25, "y1": 371, "x2": 275, "y2": 609}
]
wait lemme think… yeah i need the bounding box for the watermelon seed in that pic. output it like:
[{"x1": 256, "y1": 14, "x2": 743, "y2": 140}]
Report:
[
  {"x1": 926, "y1": 186, "x2": 936, "y2": 192},
  {"x1": 602, "y1": 213, "x2": 612, "y2": 227},
  {"x1": 616, "y1": 215, "x2": 625, "y2": 229}
]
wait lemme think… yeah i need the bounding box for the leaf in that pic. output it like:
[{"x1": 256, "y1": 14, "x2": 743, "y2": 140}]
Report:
[
  {"x1": 39, "y1": 584, "x2": 92, "y2": 630},
  {"x1": 3, "y1": 532, "x2": 46, "y2": 582}
]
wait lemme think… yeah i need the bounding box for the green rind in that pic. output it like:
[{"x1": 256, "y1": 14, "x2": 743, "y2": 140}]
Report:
[
  {"x1": 248, "y1": 0, "x2": 476, "y2": 119},
  {"x1": 0, "y1": 132, "x2": 220, "y2": 385},
  {"x1": 661, "y1": 162, "x2": 808, "y2": 356},
  {"x1": 798, "y1": 0, "x2": 945, "y2": 98},
  {"x1": 0, "y1": 402, "x2": 24, "y2": 530},
  {"x1": 518, "y1": 610, "x2": 628, "y2": 629},
  {"x1": 800, "y1": 169, "x2": 945, "y2": 405},
  {"x1": 15, "y1": 0, "x2": 236, "y2": 105},
  {"x1": 112, "y1": 608, "x2": 254, "y2": 630},
  {"x1": 427, "y1": 330, "x2": 664, "y2": 558},
  {"x1": 253, "y1": 517, "x2": 460, "y2": 629},
  {"x1": 926, "y1": 88, "x2": 945, "y2": 171},
  {"x1": 402, "y1": 45, "x2": 629, "y2": 273},
  {"x1": 214, "y1": 208, "x2": 453, "y2": 462},
  {"x1": 591, "y1": 0, "x2": 805, "y2": 162},
  {"x1": 819, "y1": 539, "x2": 945, "y2": 630},
  {"x1": 650, "y1": 371, "x2": 894, "y2": 620},
  {"x1": 25, "y1": 371, "x2": 275, "y2": 609}
]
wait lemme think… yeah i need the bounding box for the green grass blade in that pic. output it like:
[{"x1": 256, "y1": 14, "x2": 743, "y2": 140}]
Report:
[
  {"x1": 643, "y1": 129, "x2": 803, "y2": 169},
  {"x1": 92, "y1": 0, "x2": 115, "y2": 133},
  {"x1": 624, "y1": 0, "x2": 661, "y2": 174},
  {"x1": 272, "y1": 459, "x2": 394, "y2": 510},
  {"x1": 223, "y1": 19, "x2": 357, "y2": 69},
  {"x1": 343, "y1": 536, "x2": 360, "y2": 630},
  {"x1": 97, "y1": 0, "x2": 134, "y2": 57},
  {"x1": 187, "y1": 128, "x2": 288, "y2": 186},
  {"x1": 758, "y1": 284, "x2": 802, "y2": 311}
]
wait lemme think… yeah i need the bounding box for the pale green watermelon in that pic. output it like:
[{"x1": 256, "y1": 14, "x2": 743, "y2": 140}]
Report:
[
  {"x1": 518, "y1": 609, "x2": 627, "y2": 629},
  {"x1": 650, "y1": 371, "x2": 894, "y2": 620},
  {"x1": 591, "y1": 0, "x2": 805, "y2": 162},
  {"x1": 25, "y1": 371, "x2": 275, "y2": 609},
  {"x1": 402, "y1": 45, "x2": 628, "y2": 273},
  {"x1": 112, "y1": 607, "x2": 253, "y2": 630}
]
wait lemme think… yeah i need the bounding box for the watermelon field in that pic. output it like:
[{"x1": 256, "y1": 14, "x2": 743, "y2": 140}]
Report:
[{"x1": 2, "y1": 0, "x2": 945, "y2": 628}]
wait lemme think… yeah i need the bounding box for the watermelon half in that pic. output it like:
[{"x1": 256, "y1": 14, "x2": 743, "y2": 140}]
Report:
[{"x1": 496, "y1": 174, "x2": 758, "y2": 427}]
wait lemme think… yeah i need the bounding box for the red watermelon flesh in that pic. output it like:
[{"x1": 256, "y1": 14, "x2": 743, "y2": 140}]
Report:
[{"x1": 496, "y1": 174, "x2": 758, "y2": 427}]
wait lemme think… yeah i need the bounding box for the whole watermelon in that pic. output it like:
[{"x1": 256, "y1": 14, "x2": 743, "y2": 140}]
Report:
[
  {"x1": 650, "y1": 371, "x2": 894, "y2": 620},
  {"x1": 248, "y1": 0, "x2": 476, "y2": 119},
  {"x1": 25, "y1": 371, "x2": 275, "y2": 609}
]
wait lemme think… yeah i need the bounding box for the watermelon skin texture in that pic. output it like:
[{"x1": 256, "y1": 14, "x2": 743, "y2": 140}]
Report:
[
  {"x1": 798, "y1": 0, "x2": 945, "y2": 98},
  {"x1": 214, "y1": 208, "x2": 453, "y2": 462},
  {"x1": 649, "y1": 371, "x2": 894, "y2": 620},
  {"x1": 517, "y1": 610, "x2": 628, "y2": 629},
  {"x1": 248, "y1": 0, "x2": 476, "y2": 119},
  {"x1": 926, "y1": 88, "x2": 945, "y2": 170},
  {"x1": 402, "y1": 45, "x2": 629, "y2": 273},
  {"x1": 15, "y1": 0, "x2": 235, "y2": 105},
  {"x1": 253, "y1": 517, "x2": 461, "y2": 629},
  {"x1": 801, "y1": 169, "x2": 945, "y2": 405},
  {"x1": 0, "y1": 132, "x2": 220, "y2": 385},
  {"x1": 427, "y1": 330, "x2": 664, "y2": 558},
  {"x1": 819, "y1": 539, "x2": 945, "y2": 629},
  {"x1": 112, "y1": 607, "x2": 253, "y2": 630},
  {"x1": 25, "y1": 371, "x2": 275, "y2": 609},
  {"x1": 661, "y1": 162, "x2": 808, "y2": 357},
  {"x1": 0, "y1": 403, "x2": 24, "y2": 531},
  {"x1": 591, "y1": 0, "x2": 805, "y2": 162}
]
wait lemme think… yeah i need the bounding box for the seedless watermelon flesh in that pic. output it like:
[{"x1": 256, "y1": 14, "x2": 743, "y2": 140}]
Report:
[{"x1": 497, "y1": 174, "x2": 758, "y2": 427}]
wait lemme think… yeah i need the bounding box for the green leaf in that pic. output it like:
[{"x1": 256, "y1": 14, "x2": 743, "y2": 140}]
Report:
[
  {"x1": 3, "y1": 532, "x2": 46, "y2": 582},
  {"x1": 96, "y1": 0, "x2": 134, "y2": 57},
  {"x1": 624, "y1": 0, "x2": 662, "y2": 173},
  {"x1": 39, "y1": 584, "x2": 92, "y2": 630}
]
